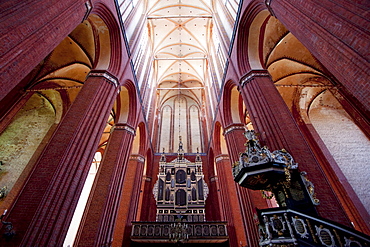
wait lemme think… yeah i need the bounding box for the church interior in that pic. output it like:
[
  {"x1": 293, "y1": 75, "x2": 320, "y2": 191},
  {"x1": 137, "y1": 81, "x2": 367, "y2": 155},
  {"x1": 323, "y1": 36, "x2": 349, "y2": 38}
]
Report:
[{"x1": 0, "y1": 0, "x2": 369, "y2": 246}]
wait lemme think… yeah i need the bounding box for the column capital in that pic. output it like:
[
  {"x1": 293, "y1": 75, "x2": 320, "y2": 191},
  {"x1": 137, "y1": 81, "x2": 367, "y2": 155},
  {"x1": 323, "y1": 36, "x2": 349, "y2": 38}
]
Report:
[
  {"x1": 223, "y1": 123, "x2": 245, "y2": 135},
  {"x1": 240, "y1": 70, "x2": 270, "y2": 87},
  {"x1": 129, "y1": 154, "x2": 145, "y2": 163},
  {"x1": 88, "y1": 70, "x2": 119, "y2": 88},
  {"x1": 112, "y1": 123, "x2": 136, "y2": 135},
  {"x1": 264, "y1": 0, "x2": 276, "y2": 17},
  {"x1": 215, "y1": 154, "x2": 230, "y2": 163},
  {"x1": 82, "y1": 1, "x2": 93, "y2": 21}
]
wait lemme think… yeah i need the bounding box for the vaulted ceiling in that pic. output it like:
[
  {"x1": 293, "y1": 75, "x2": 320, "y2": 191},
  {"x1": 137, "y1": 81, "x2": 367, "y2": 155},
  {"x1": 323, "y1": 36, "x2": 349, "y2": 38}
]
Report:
[{"x1": 147, "y1": 0, "x2": 213, "y2": 107}]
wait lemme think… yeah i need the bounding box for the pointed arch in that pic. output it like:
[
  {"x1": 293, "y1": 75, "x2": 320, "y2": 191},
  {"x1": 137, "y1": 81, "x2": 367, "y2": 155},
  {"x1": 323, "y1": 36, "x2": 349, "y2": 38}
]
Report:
[
  {"x1": 90, "y1": 3, "x2": 123, "y2": 75},
  {"x1": 237, "y1": 2, "x2": 269, "y2": 74},
  {"x1": 222, "y1": 80, "x2": 243, "y2": 126},
  {"x1": 115, "y1": 80, "x2": 138, "y2": 126}
]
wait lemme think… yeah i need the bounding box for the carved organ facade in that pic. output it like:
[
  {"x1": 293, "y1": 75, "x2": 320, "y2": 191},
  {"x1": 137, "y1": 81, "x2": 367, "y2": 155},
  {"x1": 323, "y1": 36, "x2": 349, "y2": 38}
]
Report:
[{"x1": 153, "y1": 141, "x2": 208, "y2": 222}]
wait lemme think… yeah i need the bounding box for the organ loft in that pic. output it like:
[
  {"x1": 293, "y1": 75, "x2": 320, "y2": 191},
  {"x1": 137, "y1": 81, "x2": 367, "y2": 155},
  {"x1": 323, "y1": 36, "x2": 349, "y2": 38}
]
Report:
[{"x1": 154, "y1": 141, "x2": 208, "y2": 223}]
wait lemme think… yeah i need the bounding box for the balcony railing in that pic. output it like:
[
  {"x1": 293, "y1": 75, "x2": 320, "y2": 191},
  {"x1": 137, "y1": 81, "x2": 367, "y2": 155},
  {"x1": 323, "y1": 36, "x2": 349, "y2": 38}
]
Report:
[
  {"x1": 258, "y1": 208, "x2": 370, "y2": 247},
  {"x1": 131, "y1": 221, "x2": 228, "y2": 243}
]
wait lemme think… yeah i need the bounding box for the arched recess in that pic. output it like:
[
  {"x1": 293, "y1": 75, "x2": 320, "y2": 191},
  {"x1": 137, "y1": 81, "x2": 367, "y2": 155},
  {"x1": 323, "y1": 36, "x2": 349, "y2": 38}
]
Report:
[
  {"x1": 0, "y1": 93, "x2": 57, "y2": 198},
  {"x1": 0, "y1": 12, "x2": 117, "y2": 211},
  {"x1": 90, "y1": 4, "x2": 122, "y2": 75},
  {"x1": 173, "y1": 95, "x2": 188, "y2": 151},
  {"x1": 237, "y1": 2, "x2": 269, "y2": 74},
  {"x1": 0, "y1": 6, "x2": 125, "y2": 244},
  {"x1": 306, "y1": 90, "x2": 370, "y2": 214},
  {"x1": 114, "y1": 80, "x2": 137, "y2": 126},
  {"x1": 131, "y1": 122, "x2": 147, "y2": 156},
  {"x1": 239, "y1": 1, "x2": 370, "y2": 227},
  {"x1": 157, "y1": 92, "x2": 204, "y2": 153},
  {"x1": 258, "y1": 10, "x2": 370, "y2": 218},
  {"x1": 222, "y1": 80, "x2": 244, "y2": 126},
  {"x1": 24, "y1": 13, "x2": 113, "y2": 110},
  {"x1": 189, "y1": 105, "x2": 203, "y2": 152},
  {"x1": 213, "y1": 122, "x2": 228, "y2": 156},
  {"x1": 159, "y1": 105, "x2": 173, "y2": 153}
]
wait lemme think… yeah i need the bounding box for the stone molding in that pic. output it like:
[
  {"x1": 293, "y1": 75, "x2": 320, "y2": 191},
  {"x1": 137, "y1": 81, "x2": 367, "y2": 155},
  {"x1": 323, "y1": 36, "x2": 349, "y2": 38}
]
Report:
[
  {"x1": 83, "y1": 1, "x2": 93, "y2": 21},
  {"x1": 240, "y1": 70, "x2": 270, "y2": 87},
  {"x1": 89, "y1": 70, "x2": 119, "y2": 88},
  {"x1": 223, "y1": 124, "x2": 245, "y2": 135},
  {"x1": 129, "y1": 154, "x2": 145, "y2": 163},
  {"x1": 264, "y1": 0, "x2": 276, "y2": 17},
  {"x1": 215, "y1": 155, "x2": 230, "y2": 163},
  {"x1": 112, "y1": 124, "x2": 136, "y2": 135}
]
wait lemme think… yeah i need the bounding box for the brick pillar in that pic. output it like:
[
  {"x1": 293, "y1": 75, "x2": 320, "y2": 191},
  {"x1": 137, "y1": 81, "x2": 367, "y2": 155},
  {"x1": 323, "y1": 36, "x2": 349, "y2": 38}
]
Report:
[
  {"x1": 138, "y1": 155, "x2": 158, "y2": 222},
  {"x1": 113, "y1": 155, "x2": 145, "y2": 247},
  {"x1": 0, "y1": 0, "x2": 91, "y2": 102},
  {"x1": 223, "y1": 124, "x2": 267, "y2": 247},
  {"x1": 214, "y1": 154, "x2": 248, "y2": 247},
  {"x1": 239, "y1": 70, "x2": 352, "y2": 226},
  {"x1": 206, "y1": 176, "x2": 223, "y2": 221},
  {"x1": 266, "y1": 0, "x2": 370, "y2": 114},
  {"x1": 0, "y1": 71, "x2": 119, "y2": 247},
  {"x1": 74, "y1": 124, "x2": 137, "y2": 247},
  {"x1": 138, "y1": 176, "x2": 155, "y2": 221},
  {"x1": 204, "y1": 153, "x2": 222, "y2": 222}
]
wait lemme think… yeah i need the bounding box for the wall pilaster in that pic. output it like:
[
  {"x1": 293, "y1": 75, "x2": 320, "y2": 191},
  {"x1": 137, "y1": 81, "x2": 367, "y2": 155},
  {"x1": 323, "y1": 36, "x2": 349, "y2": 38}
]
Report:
[
  {"x1": 266, "y1": 0, "x2": 370, "y2": 116},
  {"x1": 0, "y1": 0, "x2": 89, "y2": 103},
  {"x1": 214, "y1": 154, "x2": 249, "y2": 247},
  {"x1": 222, "y1": 125, "x2": 267, "y2": 247},
  {"x1": 112, "y1": 154, "x2": 145, "y2": 247},
  {"x1": 240, "y1": 69, "x2": 353, "y2": 227},
  {"x1": 74, "y1": 123, "x2": 136, "y2": 247},
  {"x1": 0, "y1": 71, "x2": 118, "y2": 246}
]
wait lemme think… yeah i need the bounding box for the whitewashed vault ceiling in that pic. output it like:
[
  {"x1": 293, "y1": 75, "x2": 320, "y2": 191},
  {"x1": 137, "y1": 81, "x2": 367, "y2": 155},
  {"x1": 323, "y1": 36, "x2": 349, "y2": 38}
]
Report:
[
  {"x1": 119, "y1": 0, "x2": 240, "y2": 152},
  {"x1": 147, "y1": 0, "x2": 212, "y2": 105}
]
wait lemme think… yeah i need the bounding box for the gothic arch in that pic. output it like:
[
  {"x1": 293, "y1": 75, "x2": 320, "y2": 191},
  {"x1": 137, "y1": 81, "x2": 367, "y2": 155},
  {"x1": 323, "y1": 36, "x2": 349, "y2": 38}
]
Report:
[
  {"x1": 0, "y1": 13, "x2": 120, "y2": 212},
  {"x1": 213, "y1": 121, "x2": 228, "y2": 156},
  {"x1": 132, "y1": 122, "x2": 148, "y2": 156},
  {"x1": 236, "y1": 1, "x2": 268, "y2": 74},
  {"x1": 90, "y1": 3, "x2": 123, "y2": 75},
  {"x1": 222, "y1": 80, "x2": 243, "y2": 126},
  {"x1": 115, "y1": 80, "x2": 137, "y2": 126},
  {"x1": 237, "y1": 3, "x2": 370, "y2": 229},
  {"x1": 306, "y1": 90, "x2": 370, "y2": 214}
]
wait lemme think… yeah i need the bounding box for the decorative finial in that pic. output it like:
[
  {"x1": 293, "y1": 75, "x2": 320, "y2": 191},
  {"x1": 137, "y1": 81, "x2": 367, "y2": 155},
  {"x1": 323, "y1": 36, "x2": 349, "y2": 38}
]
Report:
[
  {"x1": 244, "y1": 128, "x2": 256, "y2": 141},
  {"x1": 160, "y1": 148, "x2": 166, "y2": 162},
  {"x1": 178, "y1": 136, "x2": 184, "y2": 160},
  {"x1": 196, "y1": 147, "x2": 201, "y2": 162}
]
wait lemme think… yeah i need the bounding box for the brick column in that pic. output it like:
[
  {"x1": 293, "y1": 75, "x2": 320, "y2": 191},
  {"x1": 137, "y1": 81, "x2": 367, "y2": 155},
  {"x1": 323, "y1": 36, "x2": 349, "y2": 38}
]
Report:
[
  {"x1": 240, "y1": 70, "x2": 352, "y2": 226},
  {"x1": 204, "y1": 153, "x2": 223, "y2": 222},
  {"x1": 214, "y1": 154, "x2": 248, "y2": 247},
  {"x1": 113, "y1": 155, "x2": 145, "y2": 247},
  {"x1": 74, "y1": 124, "x2": 137, "y2": 247},
  {"x1": 266, "y1": 0, "x2": 370, "y2": 114},
  {"x1": 223, "y1": 124, "x2": 267, "y2": 247},
  {"x1": 0, "y1": 71, "x2": 119, "y2": 247},
  {"x1": 207, "y1": 175, "x2": 223, "y2": 221},
  {"x1": 0, "y1": 0, "x2": 91, "y2": 102},
  {"x1": 138, "y1": 154, "x2": 158, "y2": 222}
]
